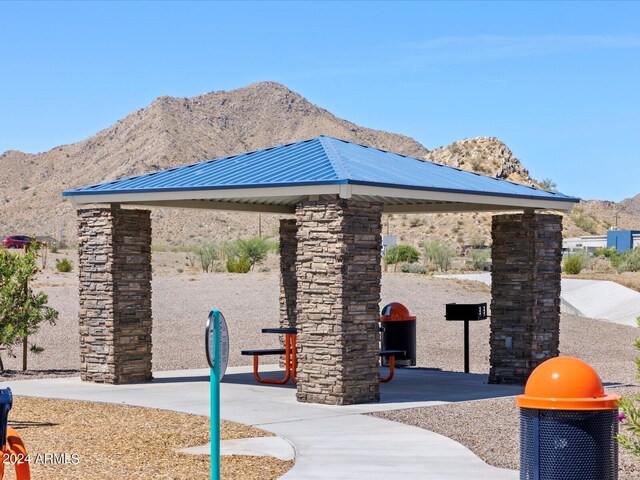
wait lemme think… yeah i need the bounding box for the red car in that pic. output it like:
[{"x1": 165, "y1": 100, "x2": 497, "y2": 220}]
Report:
[{"x1": 2, "y1": 235, "x2": 34, "y2": 249}]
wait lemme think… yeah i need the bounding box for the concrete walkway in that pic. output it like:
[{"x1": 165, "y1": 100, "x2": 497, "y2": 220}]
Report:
[
  {"x1": 439, "y1": 273, "x2": 640, "y2": 327},
  {"x1": 3, "y1": 366, "x2": 521, "y2": 479}
]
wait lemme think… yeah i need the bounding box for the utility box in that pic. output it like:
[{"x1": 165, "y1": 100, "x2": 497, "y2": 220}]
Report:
[
  {"x1": 380, "y1": 302, "x2": 416, "y2": 367},
  {"x1": 517, "y1": 357, "x2": 620, "y2": 480}
]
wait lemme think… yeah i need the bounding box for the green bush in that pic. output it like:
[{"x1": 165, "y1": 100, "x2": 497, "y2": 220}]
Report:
[
  {"x1": 400, "y1": 263, "x2": 426, "y2": 274},
  {"x1": 573, "y1": 214, "x2": 599, "y2": 235},
  {"x1": 613, "y1": 247, "x2": 640, "y2": 273},
  {"x1": 595, "y1": 246, "x2": 616, "y2": 258},
  {"x1": 468, "y1": 248, "x2": 491, "y2": 271},
  {"x1": 562, "y1": 253, "x2": 584, "y2": 274},
  {"x1": 226, "y1": 257, "x2": 251, "y2": 273},
  {"x1": 49, "y1": 244, "x2": 59, "y2": 254},
  {"x1": 385, "y1": 244, "x2": 420, "y2": 272},
  {"x1": 55, "y1": 258, "x2": 73, "y2": 273},
  {"x1": 618, "y1": 316, "x2": 640, "y2": 456},
  {"x1": 197, "y1": 242, "x2": 219, "y2": 273},
  {"x1": 235, "y1": 237, "x2": 271, "y2": 269},
  {"x1": 422, "y1": 239, "x2": 455, "y2": 272}
]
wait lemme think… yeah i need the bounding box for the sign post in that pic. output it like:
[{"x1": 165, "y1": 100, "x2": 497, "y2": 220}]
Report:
[{"x1": 205, "y1": 310, "x2": 229, "y2": 480}]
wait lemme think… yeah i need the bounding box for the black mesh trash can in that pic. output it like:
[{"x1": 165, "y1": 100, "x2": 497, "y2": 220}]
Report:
[
  {"x1": 0, "y1": 388, "x2": 13, "y2": 448},
  {"x1": 380, "y1": 303, "x2": 416, "y2": 367},
  {"x1": 517, "y1": 357, "x2": 620, "y2": 480}
]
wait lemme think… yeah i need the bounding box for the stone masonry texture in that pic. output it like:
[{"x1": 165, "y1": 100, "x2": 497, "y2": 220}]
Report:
[
  {"x1": 279, "y1": 218, "x2": 298, "y2": 330},
  {"x1": 489, "y1": 213, "x2": 562, "y2": 385},
  {"x1": 77, "y1": 207, "x2": 153, "y2": 384},
  {"x1": 295, "y1": 199, "x2": 383, "y2": 405}
]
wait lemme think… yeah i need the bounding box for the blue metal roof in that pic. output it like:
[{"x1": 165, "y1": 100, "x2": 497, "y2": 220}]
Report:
[{"x1": 62, "y1": 135, "x2": 578, "y2": 204}]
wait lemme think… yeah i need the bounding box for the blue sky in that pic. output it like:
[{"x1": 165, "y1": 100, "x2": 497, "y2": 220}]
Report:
[{"x1": 1, "y1": 1, "x2": 638, "y2": 201}]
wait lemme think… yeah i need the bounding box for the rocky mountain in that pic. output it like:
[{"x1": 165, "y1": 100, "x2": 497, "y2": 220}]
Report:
[
  {"x1": 621, "y1": 193, "x2": 640, "y2": 216},
  {"x1": 0, "y1": 81, "x2": 637, "y2": 250}
]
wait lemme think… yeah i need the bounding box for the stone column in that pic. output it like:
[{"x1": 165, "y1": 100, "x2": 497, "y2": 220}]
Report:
[
  {"x1": 77, "y1": 207, "x2": 153, "y2": 384},
  {"x1": 489, "y1": 213, "x2": 562, "y2": 385},
  {"x1": 295, "y1": 199, "x2": 383, "y2": 405},
  {"x1": 279, "y1": 219, "x2": 298, "y2": 330}
]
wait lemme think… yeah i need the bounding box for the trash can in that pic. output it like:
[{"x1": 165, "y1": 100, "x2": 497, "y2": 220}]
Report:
[
  {"x1": 380, "y1": 302, "x2": 416, "y2": 367},
  {"x1": 0, "y1": 388, "x2": 12, "y2": 448},
  {"x1": 516, "y1": 357, "x2": 620, "y2": 480}
]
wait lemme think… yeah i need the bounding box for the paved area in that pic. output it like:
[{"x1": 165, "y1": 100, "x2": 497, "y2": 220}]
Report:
[
  {"x1": 180, "y1": 437, "x2": 296, "y2": 461},
  {"x1": 3, "y1": 366, "x2": 521, "y2": 479},
  {"x1": 439, "y1": 273, "x2": 640, "y2": 327}
]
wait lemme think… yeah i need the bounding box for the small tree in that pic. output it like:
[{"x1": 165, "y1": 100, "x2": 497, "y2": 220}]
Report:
[
  {"x1": 540, "y1": 178, "x2": 558, "y2": 192},
  {"x1": 0, "y1": 246, "x2": 58, "y2": 371},
  {"x1": 235, "y1": 237, "x2": 270, "y2": 270},
  {"x1": 618, "y1": 316, "x2": 640, "y2": 456},
  {"x1": 423, "y1": 239, "x2": 455, "y2": 272},
  {"x1": 385, "y1": 244, "x2": 420, "y2": 272},
  {"x1": 197, "y1": 242, "x2": 219, "y2": 273},
  {"x1": 468, "y1": 248, "x2": 491, "y2": 271}
]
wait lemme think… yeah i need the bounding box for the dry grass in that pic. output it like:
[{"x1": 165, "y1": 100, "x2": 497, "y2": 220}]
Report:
[
  {"x1": 1, "y1": 397, "x2": 292, "y2": 480},
  {"x1": 567, "y1": 271, "x2": 640, "y2": 293}
]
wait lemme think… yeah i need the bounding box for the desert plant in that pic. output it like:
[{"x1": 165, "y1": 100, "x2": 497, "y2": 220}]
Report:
[
  {"x1": 613, "y1": 247, "x2": 640, "y2": 273},
  {"x1": 0, "y1": 246, "x2": 58, "y2": 371},
  {"x1": 468, "y1": 248, "x2": 491, "y2": 271},
  {"x1": 55, "y1": 258, "x2": 73, "y2": 273},
  {"x1": 562, "y1": 253, "x2": 584, "y2": 274},
  {"x1": 422, "y1": 239, "x2": 455, "y2": 272},
  {"x1": 573, "y1": 213, "x2": 599, "y2": 235},
  {"x1": 40, "y1": 245, "x2": 49, "y2": 269},
  {"x1": 184, "y1": 246, "x2": 197, "y2": 267},
  {"x1": 385, "y1": 244, "x2": 420, "y2": 272},
  {"x1": 400, "y1": 263, "x2": 426, "y2": 274},
  {"x1": 539, "y1": 178, "x2": 558, "y2": 192},
  {"x1": 197, "y1": 242, "x2": 219, "y2": 273},
  {"x1": 595, "y1": 246, "x2": 617, "y2": 258},
  {"x1": 235, "y1": 237, "x2": 270, "y2": 269},
  {"x1": 408, "y1": 216, "x2": 424, "y2": 228},
  {"x1": 226, "y1": 257, "x2": 251, "y2": 273},
  {"x1": 49, "y1": 244, "x2": 58, "y2": 254},
  {"x1": 618, "y1": 316, "x2": 640, "y2": 456}
]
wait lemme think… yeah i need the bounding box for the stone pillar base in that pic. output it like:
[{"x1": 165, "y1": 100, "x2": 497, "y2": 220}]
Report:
[
  {"x1": 78, "y1": 207, "x2": 153, "y2": 384},
  {"x1": 489, "y1": 213, "x2": 562, "y2": 385}
]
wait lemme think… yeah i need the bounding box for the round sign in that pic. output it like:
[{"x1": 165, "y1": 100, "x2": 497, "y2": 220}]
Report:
[{"x1": 205, "y1": 310, "x2": 230, "y2": 380}]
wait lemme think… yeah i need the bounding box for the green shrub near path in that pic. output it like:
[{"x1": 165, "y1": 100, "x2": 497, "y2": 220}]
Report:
[{"x1": 55, "y1": 258, "x2": 73, "y2": 273}]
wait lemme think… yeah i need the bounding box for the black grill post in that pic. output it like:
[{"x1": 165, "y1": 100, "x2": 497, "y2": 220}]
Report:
[{"x1": 445, "y1": 303, "x2": 488, "y2": 373}]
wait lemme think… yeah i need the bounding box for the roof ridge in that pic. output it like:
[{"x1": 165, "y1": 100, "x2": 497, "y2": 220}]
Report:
[{"x1": 319, "y1": 136, "x2": 353, "y2": 180}]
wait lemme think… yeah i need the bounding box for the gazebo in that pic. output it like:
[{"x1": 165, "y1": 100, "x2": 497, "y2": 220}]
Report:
[{"x1": 63, "y1": 135, "x2": 578, "y2": 405}]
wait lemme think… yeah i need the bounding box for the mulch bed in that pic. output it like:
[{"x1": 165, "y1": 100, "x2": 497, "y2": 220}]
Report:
[{"x1": 3, "y1": 396, "x2": 292, "y2": 479}]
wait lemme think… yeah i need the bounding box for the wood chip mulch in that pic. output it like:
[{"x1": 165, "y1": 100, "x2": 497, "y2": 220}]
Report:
[{"x1": 1, "y1": 396, "x2": 293, "y2": 479}]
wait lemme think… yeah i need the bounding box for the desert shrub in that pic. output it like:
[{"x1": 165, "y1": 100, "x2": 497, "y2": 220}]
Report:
[
  {"x1": 385, "y1": 244, "x2": 420, "y2": 272},
  {"x1": 0, "y1": 246, "x2": 58, "y2": 371},
  {"x1": 618, "y1": 316, "x2": 640, "y2": 456},
  {"x1": 562, "y1": 253, "x2": 584, "y2": 274},
  {"x1": 55, "y1": 258, "x2": 73, "y2": 273},
  {"x1": 468, "y1": 248, "x2": 491, "y2": 271},
  {"x1": 49, "y1": 244, "x2": 58, "y2": 254},
  {"x1": 40, "y1": 246, "x2": 49, "y2": 269},
  {"x1": 408, "y1": 216, "x2": 424, "y2": 228},
  {"x1": 197, "y1": 242, "x2": 219, "y2": 273},
  {"x1": 235, "y1": 237, "x2": 270, "y2": 269},
  {"x1": 595, "y1": 246, "x2": 617, "y2": 258},
  {"x1": 613, "y1": 247, "x2": 640, "y2": 273},
  {"x1": 226, "y1": 257, "x2": 251, "y2": 273},
  {"x1": 422, "y1": 239, "x2": 455, "y2": 272},
  {"x1": 539, "y1": 178, "x2": 557, "y2": 192},
  {"x1": 400, "y1": 263, "x2": 426, "y2": 274},
  {"x1": 573, "y1": 214, "x2": 599, "y2": 235}
]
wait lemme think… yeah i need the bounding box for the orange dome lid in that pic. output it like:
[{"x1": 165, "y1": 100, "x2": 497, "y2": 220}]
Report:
[
  {"x1": 380, "y1": 302, "x2": 416, "y2": 321},
  {"x1": 516, "y1": 356, "x2": 620, "y2": 410}
]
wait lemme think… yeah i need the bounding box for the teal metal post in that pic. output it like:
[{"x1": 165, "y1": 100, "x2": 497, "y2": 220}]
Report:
[{"x1": 210, "y1": 310, "x2": 221, "y2": 480}]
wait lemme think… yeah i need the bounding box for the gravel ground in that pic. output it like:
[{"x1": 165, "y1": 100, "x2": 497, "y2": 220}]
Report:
[
  {"x1": 7, "y1": 396, "x2": 292, "y2": 479},
  {"x1": 372, "y1": 386, "x2": 640, "y2": 480},
  {"x1": 4, "y1": 269, "x2": 637, "y2": 385}
]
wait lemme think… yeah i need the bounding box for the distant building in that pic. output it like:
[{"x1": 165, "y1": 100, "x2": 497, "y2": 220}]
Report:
[
  {"x1": 607, "y1": 230, "x2": 640, "y2": 253},
  {"x1": 563, "y1": 230, "x2": 640, "y2": 254}
]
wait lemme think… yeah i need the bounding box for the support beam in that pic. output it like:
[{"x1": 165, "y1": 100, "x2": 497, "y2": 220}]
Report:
[
  {"x1": 489, "y1": 213, "x2": 562, "y2": 385},
  {"x1": 77, "y1": 207, "x2": 153, "y2": 384},
  {"x1": 295, "y1": 199, "x2": 383, "y2": 405}
]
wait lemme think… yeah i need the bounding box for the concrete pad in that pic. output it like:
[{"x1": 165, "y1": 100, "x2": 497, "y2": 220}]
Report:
[
  {"x1": 3, "y1": 366, "x2": 520, "y2": 480},
  {"x1": 437, "y1": 273, "x2": 640, "y2": 327},
  {"x1": 180, "y1": 436, "x2": 295, "y2": 461}
]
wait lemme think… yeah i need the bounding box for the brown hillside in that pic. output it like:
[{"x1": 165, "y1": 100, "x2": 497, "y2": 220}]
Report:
[{"x1": 0, "y1": 81, "x2": 637, "y2": 250}]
